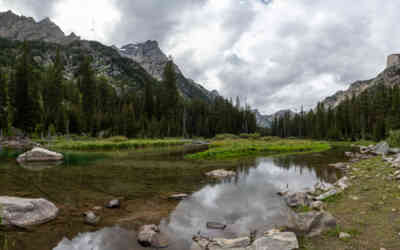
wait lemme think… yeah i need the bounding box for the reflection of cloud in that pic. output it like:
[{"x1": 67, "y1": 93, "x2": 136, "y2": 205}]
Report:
[{"x1": 163, "y1": 156, "x2": 331, "y2": 242}]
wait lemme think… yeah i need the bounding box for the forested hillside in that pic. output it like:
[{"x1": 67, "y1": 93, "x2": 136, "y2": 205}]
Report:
[{"x1": 0, "y1": 41, "x2": 257, "y2": 138}]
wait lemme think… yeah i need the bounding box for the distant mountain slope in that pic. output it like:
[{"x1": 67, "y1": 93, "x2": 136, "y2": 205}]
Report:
[
  {"x1": 321, "y1": 54, "x2": 400, "y2": 108},
  {"x1": 253, "y1": 109, "x2": 296, "y2": 128},
  {"x1": 118, "y1": 41, "x2": 218, "y2": 101},
  {"x1": 0, "y1": 10, "x2": 216, "y2": 101}
]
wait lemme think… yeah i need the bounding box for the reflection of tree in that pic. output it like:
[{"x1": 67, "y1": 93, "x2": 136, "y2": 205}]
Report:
[{"x1": 271, "y1": 153, "x2": 343, "y2": 183}]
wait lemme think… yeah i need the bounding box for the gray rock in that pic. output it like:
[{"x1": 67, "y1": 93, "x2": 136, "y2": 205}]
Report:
[
  {"x1": 287, "y1": 211, "x2": 337, "y2": 237},
  {"x1": 389, "y1": 148, "x2": 400, "y2": 154},
  {"x1": 374, "y1": 141, "x2": 390, "y2": 155},
  {"x1": 17, "y1": 147, "x2": 63, "y2": 163},
  {"x1": 0, "y1": 196, "x2": 58, "y2": 227},
  {"x1": 328, "y1": 162, "x2": 349, "y2": 171},
  {"x1": 106, "y1": 199, "x2": 120, "y2": 209},
  {"x1": 206, "y1": 221, "x2": 227, "y2": 230},
  {"x1": 84, "y1": 211, "x2": 100, "y2": 226},
  {"x1": 206, "y1": 169, "x2": 236, "y2": 179},
  {"x1": 249, "y1": 231, "x2": 298, "y2": 250},
  {"x1": 339, "y1": 232, "x2": 351, "y2": 239},
  {"x1": 315, "y1": 189, "x2": 339, "y2": 201},
  {"x1": 168, "y1": 194, "x2": 189, "y2": 200},
  {"x1": 310, "y1": 201, "x2": 325, "y2": 211},
  {"x1": 335, "y1": 176, "x2": 350, "y2": 190},
  {"x1": 137, "y1": 224, "x2": 168, "y2": 248},
  {"x1": 284, "y1": 192, "x2": 312, "y2": 208}
]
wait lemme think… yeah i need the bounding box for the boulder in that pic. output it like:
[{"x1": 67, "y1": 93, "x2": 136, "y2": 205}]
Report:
[
  {"x1": 389, "y1": 148, "x2": 400, "y2": 154},
  {"x1": 206, "y1": 169, "x2": 236, "y2": 179},
  {"x1": 314, "y1": 182, "x2": 333, "y2": 193},
  {"x1": 137, "y1": 224, "x2": 168, "y2": 248},
  {"x1": 310, "y1": 201, "x2": 325, "y2": 211},
  {"x1": 359, "y1": 146, "x2": 370, "y2": 154},
  {"x1": 287, "y1": 211, "x2": 337, "y2": 237},
  {"x1": 17, "y1": 147, "x2": 63, "y2": 163},
  {"x1": 191, "y1": 231, "x2": 298, "y2": 250},
  {"x1": 0, "y1": 196, "x2": 58, "y2": 227},
  {"x1": 374, "y1": 141, "x2": 390, "y2": 155},
  {"x1": 315, "y1": 189, "x2": 339, "y2": 201},
  {"x1": 283, "y1": 192, "x2": 312, "y2": 208},
  {"x1": 249, "y1": 231, "x2": 298, "y2": 250},
  {"x1": 339, "y1": 232, "x2": 351, "y2": 239}
]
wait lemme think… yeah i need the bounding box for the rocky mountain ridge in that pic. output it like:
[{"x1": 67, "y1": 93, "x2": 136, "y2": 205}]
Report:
[
  {"x1": 118, "y1": 40, "x2": 219, "y2": 100},
  {"x1": 321, "y1": 54, "x2": 400, "y2": 108},
  {"x1": 254, "y1": 109, "x2": 296, "y2": 128},
  {"x1": 0, "y1": 10, "x2": 79, "y2": 45},
  {"x1": 0, "y1": 10, "x2": 216, "y2": 101}
]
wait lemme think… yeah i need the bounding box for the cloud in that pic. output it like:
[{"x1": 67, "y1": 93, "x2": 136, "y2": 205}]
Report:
[{"x1": 2, "y1": 0, "x2": 400, "y2": 114}]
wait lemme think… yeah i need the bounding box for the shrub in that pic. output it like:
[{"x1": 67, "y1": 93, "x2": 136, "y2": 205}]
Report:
[
  {"x1": 387, "y1": 130, "x2": 400, "y2": 147},
  {"x1": 239, "y1": 133, "x2": 261, "y2": 139}
]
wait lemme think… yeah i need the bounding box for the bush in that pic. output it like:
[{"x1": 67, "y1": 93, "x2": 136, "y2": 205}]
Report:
[{"x1": 387, "y1": 130, "x2": 400, "y2": 147}]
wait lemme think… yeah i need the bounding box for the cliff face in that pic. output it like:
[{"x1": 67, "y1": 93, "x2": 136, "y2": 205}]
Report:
[
  {"x1": 119, "y1": 41, "x2": 218, "y2": 101},
  {"x1": 321, "y1": 60, "x2": 400, "y2": 108},
  {"x1": 0, "y1": 10, "x2": 79, "y2": 45},
  {"x1": 0, "y1": 10, "x2": 217, "y2": 102}
]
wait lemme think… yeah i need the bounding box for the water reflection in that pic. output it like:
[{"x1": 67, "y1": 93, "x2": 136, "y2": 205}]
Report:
[{"x1": 161, "y1": 155, "x2": 341, "y2": 247}]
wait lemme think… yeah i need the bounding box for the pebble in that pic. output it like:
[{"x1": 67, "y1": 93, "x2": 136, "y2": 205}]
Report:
[
  {"x1": 339, "y1": 232, "x2": 351, "y2": 239},
  {"x1": 106, "y1": 199, "x2": 121, "y2": 209}
]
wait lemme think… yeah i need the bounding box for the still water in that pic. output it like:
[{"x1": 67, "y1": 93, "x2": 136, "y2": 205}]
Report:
[{"x1": 52, "y1": 149, "x2": 344, "y2": 250}]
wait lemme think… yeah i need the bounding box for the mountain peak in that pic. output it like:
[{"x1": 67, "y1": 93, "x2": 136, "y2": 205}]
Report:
[{"x1": 0, "y1": 10, "x2": 79, "y2": 44}]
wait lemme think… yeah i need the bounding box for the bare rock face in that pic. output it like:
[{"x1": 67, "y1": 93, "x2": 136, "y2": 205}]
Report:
[
  {"x1": 287, "y1": 211, "x2": 337, "y2": 237},
  {"x1": 0, "y1": 10, "x2": 79, "y2": 44},
  {"x1": 17, "y1": 147, "x2": 63, "y2": 163},
  {"x1": 0, "y1": 196, "x2": 58, "y2": 227}
]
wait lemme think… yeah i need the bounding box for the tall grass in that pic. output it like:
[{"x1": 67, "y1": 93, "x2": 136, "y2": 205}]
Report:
[
  {"x1": 51, "y1": 138, "x2": 188, "y2": 151},
  {"x1": 186, "y1": 138, "x2": 331, "y2": 160}
]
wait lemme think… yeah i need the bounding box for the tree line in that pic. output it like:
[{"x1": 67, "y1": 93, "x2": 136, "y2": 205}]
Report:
[
  {"x1": 0, "y1": 43, "x2": 257, "y2": 138},
  {"x1": 270, "y1": 83, "x2": 400, "y2": 141}
]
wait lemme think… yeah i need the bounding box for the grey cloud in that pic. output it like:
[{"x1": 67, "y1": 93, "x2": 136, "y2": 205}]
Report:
[{"x1": 1, "y1": 0, "x2": 59, "y2": 20}]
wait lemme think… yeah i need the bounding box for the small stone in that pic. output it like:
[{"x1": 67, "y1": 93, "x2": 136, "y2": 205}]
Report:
[
  {"x1": 206, "y1": 221, "x2": 226, "y2": 230},
  {"x1": 84, "y1": 211, "x2": 100, "y2": 226},
  {"x1": 93, "y1": 206, "x2": 102, "y2": 211},
  {"x1": 392, "y1": 208, "x2": 397, "y2": 212},
  {"x1": 339, "y1": 232, "x2": 351, "y2": 239},
  {"x1": 350, "y1": 196, "x2": 359, "y2": 201},
  {"x1": 106, "y1": 199, "x2": 120, "y2": 209},
  {"x1": 168, "y1": 194, "x2": 189, "y2": 200}
]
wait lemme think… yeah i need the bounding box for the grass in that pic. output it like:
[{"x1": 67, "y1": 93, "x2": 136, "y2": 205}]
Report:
[
  {"x1": 48, "y1": 138, "x2": 188, "y2": 151},
  {"x1": 300, "y1": 156, "x2": 400, "y2": 249},
  {"x1": 186, "y1": 138, "x2": 331, "y2": 160}
]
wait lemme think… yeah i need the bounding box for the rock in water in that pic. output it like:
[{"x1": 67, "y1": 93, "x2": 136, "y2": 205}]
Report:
[
  {"x1": 205, "y1": 169, "x2": 236, "y2": 179},
  {"x1": 16, "y1": 147, "x2": 63, "y2": 163},
  {"x1": 206, "y1": 221, "x2": 227, "y2": 230},
  {"x1": 283, "y1": 192, "x2": 312, "y2": 208},
  {"x1": 168, "y1": 193, "x2": 189, "y2": 200},
  {"x1": 106, "y1": 199, "x2": 120, "y2": 209},
  {"x1": 84, "y1": 211, "x2": 100, "y2": 226},
  {"x1": 137, "y1": 224, "x2": 169, "y2": 248},
  {"x1": 374, "y1": 141, "x2": 390, "y2": 155},
  {"x1": 287, "y1": 211, "x2": 337, "y2": 237},
  {"x1": 315, "y1": 189, "x2": 339, "y2": 201},
  {"x1": 0, "y1": 196, "x2": 58, "y2": 227}
]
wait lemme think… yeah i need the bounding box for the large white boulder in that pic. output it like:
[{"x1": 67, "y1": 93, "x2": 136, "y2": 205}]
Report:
[
  {"x1": 17, "y1": 147, "x2": 63, "y2": 163},
  {"x1": 205, "y1": 169, "x2": 236, "y2": 179},
  {"x1": 0, "y1": 196, "x2": 59, "y2": 227}
]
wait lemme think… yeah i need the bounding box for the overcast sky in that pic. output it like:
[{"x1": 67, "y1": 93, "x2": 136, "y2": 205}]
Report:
[{"x1": 0, "y1": 0, "x2": 399, "y2": 114}]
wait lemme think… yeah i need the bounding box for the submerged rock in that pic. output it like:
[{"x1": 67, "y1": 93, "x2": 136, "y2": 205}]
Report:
[
  {"x1": 0, "y1": 196, "x2": 58, "y2": 227},
  {"x1": 84, "y1": 211, "x2": 100, "y2": 226},
  {"x1": 287, "y1": 211, "x2": 337, "y2": 237},
  {"x1": 16, "y1": 147, "x2": 63, "y2": 163},
  {"x1": 106, "y1": 199, "x2": 120, "y2": 209},
  {"x1": 205, "y1": 169, "x2": 236, "y2": 179},
  {"x1": 168, "y1": 193, "x2": 189, "y2": 200},
  {"x1": 206, "y1": 221, "x2": 227, "y2": 230},
  {"x1": 328, "y1": 162, "x2": 349, "y2": 171}
]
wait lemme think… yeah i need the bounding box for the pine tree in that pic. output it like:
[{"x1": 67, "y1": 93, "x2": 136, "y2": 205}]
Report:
[{"x1": 79, "y1": 57, "x2": 97, "y2": 135}]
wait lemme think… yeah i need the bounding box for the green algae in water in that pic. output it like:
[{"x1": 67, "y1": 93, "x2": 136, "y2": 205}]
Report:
[{"x1": 62, "y1": 152, "x2": 107, "y2": 166}]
